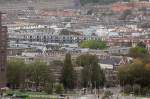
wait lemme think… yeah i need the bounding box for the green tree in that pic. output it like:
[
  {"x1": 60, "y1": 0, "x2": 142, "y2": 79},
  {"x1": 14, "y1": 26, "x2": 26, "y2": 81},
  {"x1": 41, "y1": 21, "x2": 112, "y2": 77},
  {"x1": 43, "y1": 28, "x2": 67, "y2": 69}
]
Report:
[
  {"x1": 77, "y1": 54, "x2": 105, "y2": 88},
  {"x1": 61, "y1": 53, "x2": 76, "y2": 89},
  {"x1": 80, "y1": 40, "x2": 107, "y2": 49},
  {"x1": 133, "y1": 84, "x2": 141, "y2": 95},
  {"x1": 7, "y1": 59, "x2": 54, "y2": 92},
  {"x1": 49, "y1": 60, "x2": 63, "y2": 82},
  {"x1": 80, "y1": 0, "x2": 131, "y2": 6},
  {"x1": 140, "y1": 23, "x2": 150, "y2": 28},
  {"x1": 44, "y1": 83, "x2": 53, "y2": 94},
  {"x1": 102, "y1": 90, "x2": 113, "y2": 99},
  {"x1": 76, "y1": 54, "x2": 93, "y2": 67},
  {"x1": 91, "y1": 61, "x2": 105, "y2": 88},
  {"x1": 118, "y1": 59, "x2": 150, "y2": 94},
  {"x1": 119, "y1": 9, "x2": 132, "y2": 20},
  {"x1": 29, "y1": 60, "x2": 51, "y2": 91},
  {"x1": 7, "y1": 59, "x2": 26, "y2": 89},
  {"x1": 129, "y1": 47, "x2": 148, "y2": 58},
  {"x1": 81, "y1": 64, "x2": 92, "y2": 87},
  {"x1": 80, "y1": 0, "x2": 118, "y2": 5},
  {"x1": 137, "y1": 42, "x2": 146, "y2": 48},
  {"x1": 55, "y1": 84, "x2": 64, "y2": 94},
  {"x1": 124, "y1": 85, "x2": 132, "y2": 94}
]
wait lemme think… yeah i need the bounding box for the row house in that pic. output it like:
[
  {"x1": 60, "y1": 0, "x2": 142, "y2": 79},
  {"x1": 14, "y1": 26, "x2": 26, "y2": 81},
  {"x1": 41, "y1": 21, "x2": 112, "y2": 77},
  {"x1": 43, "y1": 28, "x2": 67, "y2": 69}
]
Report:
[
  {"x1": 10, "y1": 32, "x2": 100, "y2": 44},
  {"x1": 99, "y1": 56, "x2": 132, "y2": 87},
  {"x1": 8, "y1": 24, "x2": 50, "y2": 30},
  {"x1": 112, "y1": 1, "x2": 150, "y2": 12},
  {"x1": 107, "y1": 37, "x2": 133, "y2": 47},
  {"x1": 40, "y1": 9, "x2": 79, "y2": 17}
]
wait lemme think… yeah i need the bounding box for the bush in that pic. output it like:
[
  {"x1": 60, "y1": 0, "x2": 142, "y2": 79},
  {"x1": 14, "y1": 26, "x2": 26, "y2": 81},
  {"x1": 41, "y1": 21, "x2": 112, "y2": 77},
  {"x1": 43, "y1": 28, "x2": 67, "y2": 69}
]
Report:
[
  {"x1": 141, "y1": 87, "x2": 150, "y2": 96},
  {"x1": 80, "y1": 40, "x2": 107, "y2": 49},
  {"x1": 44, "y1": 83, "x2": 53, "y2": 94},
  {"x1": 124, "y1": 85, "x2": 132, "y2": 94},
  {"x1": 102, "y1": 91, "x2": 113, "y2": 99},
  {"x1": 55, "y1": 84, "x2": 64, "y2": 94},
  {"x1": 133, "y1": 84, "x2": 141, "y2": 95}
]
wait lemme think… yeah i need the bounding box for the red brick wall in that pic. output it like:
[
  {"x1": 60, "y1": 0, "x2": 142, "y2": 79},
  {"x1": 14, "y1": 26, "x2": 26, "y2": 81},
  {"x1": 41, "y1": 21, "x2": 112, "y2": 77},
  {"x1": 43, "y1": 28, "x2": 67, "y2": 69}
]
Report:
[{"x1": 112, "y1": 2, "x2": 150, "y2": 12}]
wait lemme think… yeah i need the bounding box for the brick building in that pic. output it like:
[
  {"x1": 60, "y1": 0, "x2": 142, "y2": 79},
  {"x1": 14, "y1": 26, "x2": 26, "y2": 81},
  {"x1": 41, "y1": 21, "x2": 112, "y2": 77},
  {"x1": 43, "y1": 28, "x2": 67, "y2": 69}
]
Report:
[
  {"x1": 0, "y1": 12, "x2": 7, "y2": 88},
  {"x1": 112, "y1": 1, "x2": 150, "y2": 12}
]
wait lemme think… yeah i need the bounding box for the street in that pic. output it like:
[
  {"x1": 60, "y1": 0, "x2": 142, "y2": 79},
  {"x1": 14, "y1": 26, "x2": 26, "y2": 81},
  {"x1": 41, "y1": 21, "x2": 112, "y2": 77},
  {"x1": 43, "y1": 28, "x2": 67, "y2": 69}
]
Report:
[
  {"x1": 69, "y1": 94, "x2": 150, "y2": 99},
  {"x1": 69, "y1": 94, "x2": 98, "y2": 99}
]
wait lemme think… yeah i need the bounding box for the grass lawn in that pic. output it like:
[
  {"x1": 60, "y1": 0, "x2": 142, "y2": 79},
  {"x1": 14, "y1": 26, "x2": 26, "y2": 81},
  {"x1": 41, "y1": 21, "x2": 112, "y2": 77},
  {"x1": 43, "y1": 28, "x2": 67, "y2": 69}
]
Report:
[
  {"x1": 29, "y1": 98, "x2": 56, "y2": 99},
  {"x1": 6, "y1": 90, "x2": 58, "y2": 99},
  {"x1": 28, "y1": 98, "x2": 56, "y2": 99},
  {"x1": 7, "y1": 90, "x2": 48, "y2": 95}
]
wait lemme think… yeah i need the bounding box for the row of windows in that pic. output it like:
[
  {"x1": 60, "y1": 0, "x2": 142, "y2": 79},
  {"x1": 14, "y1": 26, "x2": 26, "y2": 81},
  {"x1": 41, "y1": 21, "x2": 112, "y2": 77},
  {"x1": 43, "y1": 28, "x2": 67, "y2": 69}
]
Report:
[
  {"x1": 22, "y1": 36, "x2": 99, "y2": 40},
  {"x1": 21, "y1": 38, "x2": 98, "y2": 41}
]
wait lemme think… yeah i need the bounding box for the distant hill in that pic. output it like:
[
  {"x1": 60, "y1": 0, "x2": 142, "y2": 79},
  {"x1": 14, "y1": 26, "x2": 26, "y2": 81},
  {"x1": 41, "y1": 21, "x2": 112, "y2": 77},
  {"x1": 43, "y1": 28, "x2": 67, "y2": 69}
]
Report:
[
  {"x1": 80, "y1": 0, "x2": 130, "y2": 5},
  {"x1": 0, "y1": 0, "x2": 75, "y2": 9}
]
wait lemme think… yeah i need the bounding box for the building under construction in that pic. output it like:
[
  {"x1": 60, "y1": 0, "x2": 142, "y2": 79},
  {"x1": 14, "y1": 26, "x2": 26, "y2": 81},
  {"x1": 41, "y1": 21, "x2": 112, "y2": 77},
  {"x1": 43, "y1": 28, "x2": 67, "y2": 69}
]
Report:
[{"x1": 0, "y1": 12, "x2": 7, "y2": 88}]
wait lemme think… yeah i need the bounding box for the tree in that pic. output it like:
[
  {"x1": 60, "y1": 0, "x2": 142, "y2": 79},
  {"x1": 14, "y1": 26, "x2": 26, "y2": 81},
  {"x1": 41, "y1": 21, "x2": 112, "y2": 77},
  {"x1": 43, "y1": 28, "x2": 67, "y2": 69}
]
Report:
[
  {"x1": 29, "y1": 60, "x2": 51, "y2": 91},
  {"x1": 81, "y1": 64, "x2": 92, "y2": 87},
  {"x1": 7, "y1": 59, "x2": 26, "y2": 89},
  {"x1": 76, "y1": 54, "x2": 93, "y2": 67},
  {"x1": 80, "y1": 0, "x2": 120, "y2": 5},
  {"x1": 91, "y1": 62, "x2": 105, "y2": 88},
  {"x1": 129, "y1": 47, "x2": 148, "y2": 58},
  {"x1": 137, "y1": 42, "x2": 146, "y2": 48},
  {"x1": 140, "y1": 23, "x2": 150, "y2": 28},
  {"x1": 102, "y1": 90, "x2": 113, "y2": 99},
  {"x1": 124, "y1": 85, "x2": 132, "y2": 94},
  {"x1": 7, "y1": 59, "x2": 54, "y2": 92},
  {"x1": 44, "y1": 83, "x2": 53, "y2": 94},
  {"x1": 80, "y1": 40, "x2": 107, "y2": 49},
  {"x1": 55, "y1": 84, "x2": 64, "y2": 94},
  {"x1": 118, "y1": 59, "x2": 150, "y2": 95},
  {"x1": 133, "y1": 84, "x2": 141, "y2": 95},
  {"x1": 61, "y1": 53, "x2": 76, "y2": 89},
  {"x1": 119, "y1": 9, "x2": 132, "y2": 20},
  {"x1": 76, "y1": 54, "x2": 105, "y2": 88}
]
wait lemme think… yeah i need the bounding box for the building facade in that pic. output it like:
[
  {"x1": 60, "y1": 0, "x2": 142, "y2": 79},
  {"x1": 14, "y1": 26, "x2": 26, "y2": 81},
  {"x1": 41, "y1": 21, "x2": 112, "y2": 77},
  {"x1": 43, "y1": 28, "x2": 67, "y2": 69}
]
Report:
[{"x1": 0, "y1": 12, "x2": 7, "y2": 88}]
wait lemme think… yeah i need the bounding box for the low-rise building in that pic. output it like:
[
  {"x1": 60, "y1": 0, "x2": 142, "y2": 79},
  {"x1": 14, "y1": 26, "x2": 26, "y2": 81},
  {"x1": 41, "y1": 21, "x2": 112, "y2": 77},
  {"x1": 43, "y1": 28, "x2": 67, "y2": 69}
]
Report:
[{"x1": 99, "y1": 56, "x2": 131, "y2": 87}]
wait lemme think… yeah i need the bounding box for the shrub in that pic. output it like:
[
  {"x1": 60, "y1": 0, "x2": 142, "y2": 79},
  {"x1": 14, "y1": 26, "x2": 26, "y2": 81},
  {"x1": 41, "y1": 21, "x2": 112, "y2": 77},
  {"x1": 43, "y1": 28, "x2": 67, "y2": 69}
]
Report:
[
  {"x1": 141, "y1": 87, "x2": 150, "y2": 96},
  {"x1": 133, "y1": 84, "x2": 141, "y2": 95},
  {"x1": 44, "y1": 83, "x2": 53, "y2": 94},
  {"x1": 102, "y1": 90, "x2": 113, "y2": 99},
  {"x1": 124, "y1": 85, "x2": 132, "y2": 94},
  {"x1": 55, "y1": 84, "x2": 64, "y2": 94}
]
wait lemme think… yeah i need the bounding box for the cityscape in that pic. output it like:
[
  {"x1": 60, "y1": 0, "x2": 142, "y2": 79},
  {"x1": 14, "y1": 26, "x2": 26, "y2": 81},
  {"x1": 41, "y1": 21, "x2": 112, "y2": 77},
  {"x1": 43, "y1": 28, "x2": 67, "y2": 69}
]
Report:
[{"x1": 0, "y1": 0, "x2": 150, "y2": 99}]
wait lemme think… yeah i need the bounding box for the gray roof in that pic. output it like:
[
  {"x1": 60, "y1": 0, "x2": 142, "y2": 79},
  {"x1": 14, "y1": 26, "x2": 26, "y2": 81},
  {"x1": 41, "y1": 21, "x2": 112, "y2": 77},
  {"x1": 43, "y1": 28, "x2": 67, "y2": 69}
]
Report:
[{"x1": 100, "y1": 56, "x2": 122, "y2": 66}]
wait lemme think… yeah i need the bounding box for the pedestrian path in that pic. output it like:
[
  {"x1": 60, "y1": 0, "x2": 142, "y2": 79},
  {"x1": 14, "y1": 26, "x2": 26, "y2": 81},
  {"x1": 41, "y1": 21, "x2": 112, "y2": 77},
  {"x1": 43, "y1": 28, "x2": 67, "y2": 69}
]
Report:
[
  {"x1": 113, "y1": 95, "x2": 150, "y2": 99},
  {"x1": 69, "y1": 94, "x2": 100, "y2": 99}
]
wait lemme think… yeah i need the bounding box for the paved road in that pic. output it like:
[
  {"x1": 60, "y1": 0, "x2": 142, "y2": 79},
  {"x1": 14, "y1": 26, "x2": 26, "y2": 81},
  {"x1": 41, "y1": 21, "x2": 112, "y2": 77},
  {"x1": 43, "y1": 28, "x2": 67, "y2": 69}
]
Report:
[
  {"x1": 69, "y1": 94, "x2": 150, "y2": 99},
  {"x1": 79, "y1": 95, "x2": 99, "y2": 99},
  {"x1": 2, "y1": 95, "x2": 150, "y2": 99},
  {"x1": 69, "y1": 95, "x2": 98, "y2": 99}
]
